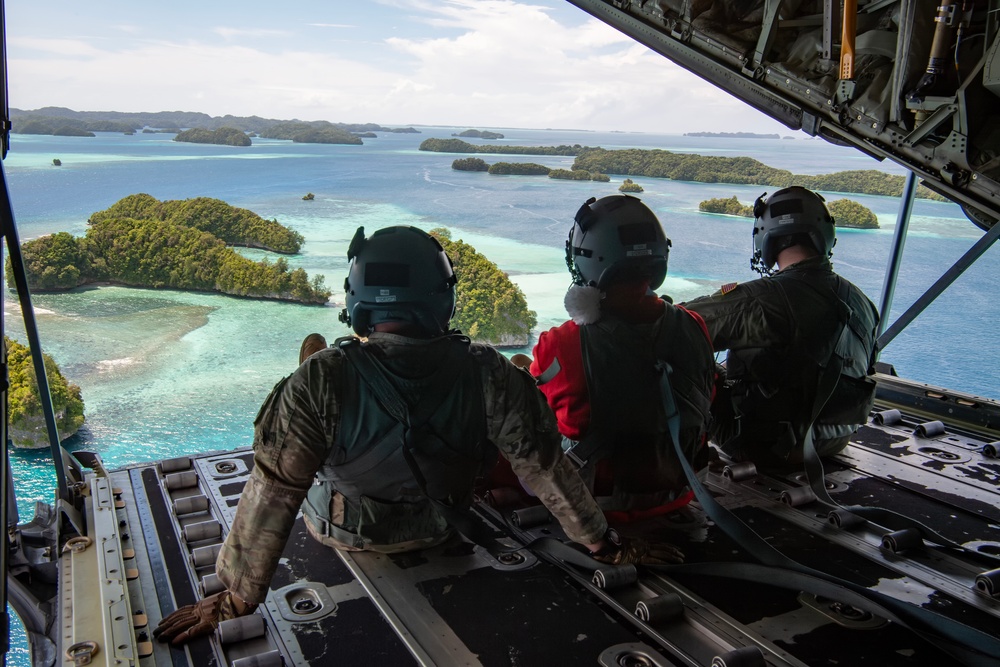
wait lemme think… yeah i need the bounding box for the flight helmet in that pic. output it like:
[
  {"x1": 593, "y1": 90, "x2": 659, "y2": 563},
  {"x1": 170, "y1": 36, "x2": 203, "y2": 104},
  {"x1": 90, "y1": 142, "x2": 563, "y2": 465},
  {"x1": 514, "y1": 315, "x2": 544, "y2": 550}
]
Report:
[
  {"x1": 751, "y1": 186, "x2": 837, "y2": 275},
  {"x1": 565, "y1": 195, "x2": 671, "y2": 289},
  {"x1": 339, "y1": 226, "x2": 457, "y2": 337}
]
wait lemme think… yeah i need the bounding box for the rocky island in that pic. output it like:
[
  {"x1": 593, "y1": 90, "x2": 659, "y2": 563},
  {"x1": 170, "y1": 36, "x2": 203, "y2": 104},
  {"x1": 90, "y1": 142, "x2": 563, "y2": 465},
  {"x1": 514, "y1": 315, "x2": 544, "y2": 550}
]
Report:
[
  {"x1": 453, "y1": 129, "x2": 505, "y2": 139},
  {"x1": 6, "y1": 336, "x2": 84, "y2": 449},
  {"x1": 430, "y1": 229, "x2": 536, "y2": 347},
  {"x1": 699, "y1": 194, "x2": 879, "y2": 228},
  {"x1": 174, "y1": 127, "x2": 251, "y2": 146},
  {"x1": 13, "y1": 194, "x2": 331, "y2": 304}
]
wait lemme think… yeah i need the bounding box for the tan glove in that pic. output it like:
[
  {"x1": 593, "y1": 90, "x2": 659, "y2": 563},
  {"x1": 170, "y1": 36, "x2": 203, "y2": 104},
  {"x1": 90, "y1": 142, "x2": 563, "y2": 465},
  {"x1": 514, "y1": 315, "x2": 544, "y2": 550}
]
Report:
[
  {"x1": 153, "y1": 590, "x2": 256, "y2": 646},
  {"x1": 591, "y1": 528, "x2": 684, "y2": 565}
]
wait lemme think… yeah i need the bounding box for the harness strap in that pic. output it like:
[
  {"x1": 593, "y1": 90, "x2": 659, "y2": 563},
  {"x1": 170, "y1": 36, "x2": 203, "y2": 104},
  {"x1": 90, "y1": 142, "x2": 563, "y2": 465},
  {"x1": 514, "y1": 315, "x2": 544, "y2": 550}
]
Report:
[
  {"x1": 340, "y1": 336, "x2": 515, "y2": 555},
  {"x1": 788, "y1": 284, "x2": 998, "y2": 563},
  {"x1": 658, "y1": 363, "x2": 1000, "y2": 663}
]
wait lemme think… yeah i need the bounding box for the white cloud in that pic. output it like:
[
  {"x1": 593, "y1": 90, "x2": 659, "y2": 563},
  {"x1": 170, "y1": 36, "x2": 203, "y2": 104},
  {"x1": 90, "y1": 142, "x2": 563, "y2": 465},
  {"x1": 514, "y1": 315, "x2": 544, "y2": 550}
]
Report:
[
  {"x1": 6, "y1": 0, "x2": 788, "y2": 134},
  {"x1": 213, "y1": 27, "x2": 290, "y2": 40}
]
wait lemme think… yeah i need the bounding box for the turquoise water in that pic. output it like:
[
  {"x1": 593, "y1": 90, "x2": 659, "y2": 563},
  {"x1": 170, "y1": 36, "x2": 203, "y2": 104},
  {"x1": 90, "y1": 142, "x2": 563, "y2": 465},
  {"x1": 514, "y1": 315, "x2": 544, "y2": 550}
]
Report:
[{"x1": 2, "y1": 128, "x2": 998, "y2": 664}]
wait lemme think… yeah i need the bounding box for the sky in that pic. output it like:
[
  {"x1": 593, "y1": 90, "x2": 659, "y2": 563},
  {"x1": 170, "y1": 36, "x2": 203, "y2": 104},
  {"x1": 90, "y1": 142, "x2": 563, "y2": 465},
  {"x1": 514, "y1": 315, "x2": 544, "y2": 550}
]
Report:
[{"x1": 4, "y1": 0, "x2": 791, "y2": 134}]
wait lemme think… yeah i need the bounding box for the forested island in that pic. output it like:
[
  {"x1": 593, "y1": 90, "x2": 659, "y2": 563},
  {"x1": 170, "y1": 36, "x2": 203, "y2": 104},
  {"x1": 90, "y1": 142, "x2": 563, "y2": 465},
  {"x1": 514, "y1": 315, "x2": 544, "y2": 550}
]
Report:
[
  {"x1": 9, "y1": 108, "x2": 418, "y2": 140},
  {"x1": 258, "y1": 122, "x2": 363, "y2": 145},
  {"x1": 13, "y1": 195, "x2": 331, "y2": 304},
  {"x1": 6, "y1": 337, "x2": 84, "y2": 449},
  {"x1": 572, "y1": 148, "x2": 944, "y2": 200},
  {"x1": 548, "y1": 169, "x2": 610, "y2": 182},
  {"x1": 619, "y1": 178, "x2": 644, "y2": 193},
  {"x1": 452, "y1": 158, "x2": 609, "y2": 181},
  {"x1": 420, "y1": 138, "x2": 588, "y2": 155},
  {"x1": 429, "y1": 229, "x2": 537, "y2": 347},
  {"x1": 453, "y1": 129, "x2": 505, "y2": 139},
  {"x1": 428, "y1": 140, "x2": 943, "y2": 201},
  {"x1": 699, "y1": 195, "x2": 879, "y2": 228},
  {"x1": 487, "y1": 162, "x2": 551, "y2": 176},
  {"x1": 174, "y1": 127, "x2": 251, "y2": 146}
]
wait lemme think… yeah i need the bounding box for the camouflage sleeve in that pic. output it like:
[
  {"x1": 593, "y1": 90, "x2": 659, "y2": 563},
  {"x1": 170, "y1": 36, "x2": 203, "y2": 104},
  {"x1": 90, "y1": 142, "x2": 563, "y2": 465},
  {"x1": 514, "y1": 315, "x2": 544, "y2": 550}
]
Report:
[
  {"x1": 217, "y1": 355, "x2": 339, "y2": 604},
  {"x1": 476, "y1": 347, "x2": 607, "y2": 545},
  {"x1": 684, "y1": 280, "x2": 793, "y2": 352}
]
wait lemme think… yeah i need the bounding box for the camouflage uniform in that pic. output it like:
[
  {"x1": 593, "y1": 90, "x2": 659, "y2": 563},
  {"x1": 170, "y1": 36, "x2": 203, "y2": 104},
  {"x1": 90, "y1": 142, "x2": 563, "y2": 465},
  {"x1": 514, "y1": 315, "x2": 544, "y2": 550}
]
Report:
[
  {"x1": 685, "y1": 256, "x2": 879, "y2": 462},
  {"x1": 217, "y1": 332, "x2": 608, "y2": 605}
]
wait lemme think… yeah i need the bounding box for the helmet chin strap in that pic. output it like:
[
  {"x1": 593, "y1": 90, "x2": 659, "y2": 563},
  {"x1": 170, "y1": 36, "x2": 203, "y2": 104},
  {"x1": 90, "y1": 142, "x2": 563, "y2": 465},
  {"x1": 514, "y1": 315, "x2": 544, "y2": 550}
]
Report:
[{"x1": 750, "y1": 252, "x2": 775, "y2": 277}]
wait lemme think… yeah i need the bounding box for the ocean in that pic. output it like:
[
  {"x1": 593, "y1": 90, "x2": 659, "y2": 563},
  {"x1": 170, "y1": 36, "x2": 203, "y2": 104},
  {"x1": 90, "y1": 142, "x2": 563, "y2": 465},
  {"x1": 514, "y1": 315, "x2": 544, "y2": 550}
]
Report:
[{"x1": 2, "y1": 128, "x2": 997, "y2": 663}]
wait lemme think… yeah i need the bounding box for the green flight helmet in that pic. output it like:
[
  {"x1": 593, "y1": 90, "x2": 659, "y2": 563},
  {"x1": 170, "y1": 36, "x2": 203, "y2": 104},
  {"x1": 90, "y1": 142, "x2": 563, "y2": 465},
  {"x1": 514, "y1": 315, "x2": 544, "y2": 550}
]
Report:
[
  {"x1": 339, "y1": 226, "x2": 457, "y2": 337},
  {"x1": 565, "y1": 195, "x2": 671, "y2": 289},
  {"x1": 751, "y1": 186, "x2": 837, "y2": 275}
]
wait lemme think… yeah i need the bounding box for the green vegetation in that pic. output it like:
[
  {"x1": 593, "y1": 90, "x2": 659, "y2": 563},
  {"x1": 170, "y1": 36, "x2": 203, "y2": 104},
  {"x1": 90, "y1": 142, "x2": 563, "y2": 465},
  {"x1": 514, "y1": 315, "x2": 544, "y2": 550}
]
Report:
[
  {"x1": 10, "y1": 108, "x2": 418, "y2": 136},
  {"x1": 430, "y1": 229, "x2": 537, "y2": 346},
  {"x1": 454, "y1": 129, "x2": 504, "y2": 139},
  {"x1": 420, "y1": 138, "x2": 588, "y2": 156},
  {"x1": 90, "y1": 194, "x2": 304, "y2": 253},
  {"x1": 452, "y1": 157, "x2": 490, "y2": 172},
  {"x1": 828, "y1": 198, "x2": 880, "y2": 228},
  {"x1": 303, "y1": 193, "x2": 315, "y2": 201},
  {"x1": 6, "y1": 337, "x2": 84, "y2": 448},
  {"x1": 619, "y1": 178, "x2": 644, "y2": 193},
  {"x1": 174, "y1": 127, "x2": 251, "y2": 146},
  {"x1": 698, "y1": 193, "x2": 879, "y2": 229},
  {"x1": 699, "y1": 196, "x2": 753, "y2": 217},
  {"x1": 258, "y1": 122, "x2": 363, "y2": 145},
  {"x1": 548, "y1": 169, "x2": 609, "y2": 182},
  {"x1": 488, "y1": 162, "x2": 551, "y2": 176},
  {"x1": 572, "y1": 148, "x2": 945, "y2": 200},
  {"x1": 13, "y1": 195, "x2": 330, "y2": 304}
]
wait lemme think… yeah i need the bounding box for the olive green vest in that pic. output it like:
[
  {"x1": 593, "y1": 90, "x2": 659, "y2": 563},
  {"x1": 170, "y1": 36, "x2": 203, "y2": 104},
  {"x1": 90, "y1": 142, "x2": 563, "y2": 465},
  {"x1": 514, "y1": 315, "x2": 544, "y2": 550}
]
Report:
[
  {"x1": 303, "y1": 336, "x2": 487, "y2": 549},
  {"x1": 578, "y1": 306, "x2": 714, "y2": 496}
]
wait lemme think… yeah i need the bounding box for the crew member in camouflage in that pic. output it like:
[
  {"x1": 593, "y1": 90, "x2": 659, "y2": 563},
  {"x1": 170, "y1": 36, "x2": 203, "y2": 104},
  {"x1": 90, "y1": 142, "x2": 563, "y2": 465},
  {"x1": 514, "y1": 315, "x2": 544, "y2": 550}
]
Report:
[
  {"x1": 685, "y1": 187, "x2": 879, "y2": 465},
  {"x1": 155, "y1": 225, "x2": 682, "y2": 646}
]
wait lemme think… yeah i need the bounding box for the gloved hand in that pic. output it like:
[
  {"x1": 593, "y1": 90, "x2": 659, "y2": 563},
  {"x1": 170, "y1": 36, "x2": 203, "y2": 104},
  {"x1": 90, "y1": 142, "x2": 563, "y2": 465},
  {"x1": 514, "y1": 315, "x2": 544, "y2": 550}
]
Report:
[
  {"x1": 153, "y1": 590, "x2": 255, "y2": 646},
  {"x1": 590, "y1": 528, "x2": 684, "y2": 565}
]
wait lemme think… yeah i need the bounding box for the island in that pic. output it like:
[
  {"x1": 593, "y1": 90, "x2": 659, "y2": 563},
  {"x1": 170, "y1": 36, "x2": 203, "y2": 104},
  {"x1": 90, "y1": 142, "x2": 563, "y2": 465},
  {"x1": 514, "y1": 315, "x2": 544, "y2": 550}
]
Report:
[
  {"x1": 429, "y1": 229, "x2": 537, "y2": 347},
  {"x1": 420, "y1": 138, "x2": 588, "y2": 156},
  {"x1": 302, "y1": 193, "x2": 315, "y2": 201},
  {"x1": 699, "y1": 194, "x2": 879, "y2": 228},
  {"x1": 827, "y1": 198, "x2": 880, "y2": 228},
  {"x1": 452, "y1": 157, "x2": 490, "y2": 172},
  {"x1": 6, "y1": 336, "x2": 84, "y2": 449},
  {"x1": 699, "y1": 196, "x2": 753, "y2": 217},
  {"x1": 619, "y1": 178, "x2": 644, "y2": 193},
  {"x1": 259, "y1": 122, "x2": 363, "y2": 145},
  {"x1": 487, "y1": 162, "x2": 551, "y2": 176},
  {"x1": 52, "y1": 159, "x2": 61, "y2": 166},
  {"x1": 422, "y1": 141, "x2": 942, "y2": 201},
  {"x1": 13, "y1": 194, "x2": 331, "y2": 305},
  {"x1": 9, "y1": 108, "x2": 419, "y2": 139},
  {"x1": 174, "y1": 127, "x2": 252, "y2": 147},
  {"x1": 548, "y1": 169, "x2": 610, "y2": 182},
  {"x1": 573, "y1": 148, "x2": 944, "y2": 200},
  {"x1": 453, "y1": 129, "x2": 505, "y2": 140}
]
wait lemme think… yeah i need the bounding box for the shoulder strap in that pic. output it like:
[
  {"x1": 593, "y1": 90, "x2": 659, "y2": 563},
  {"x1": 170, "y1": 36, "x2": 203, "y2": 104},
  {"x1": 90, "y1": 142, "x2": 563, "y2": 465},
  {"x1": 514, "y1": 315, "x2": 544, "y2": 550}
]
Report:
[{"x1": 656, "y1": 363, "x2": 1000, "y2": 664}]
